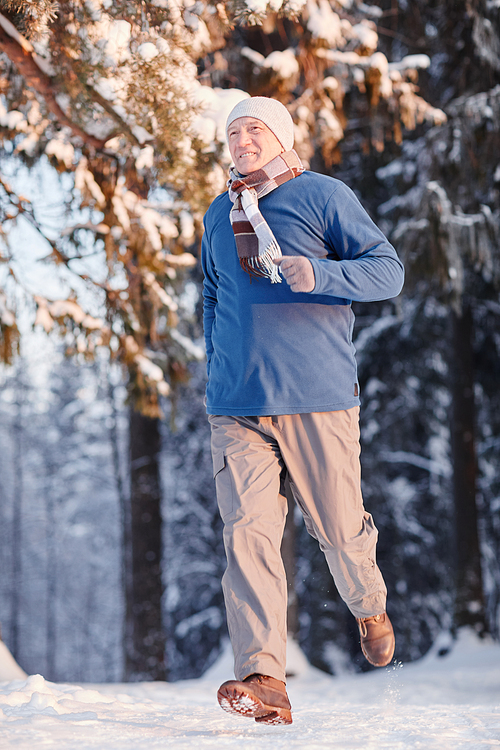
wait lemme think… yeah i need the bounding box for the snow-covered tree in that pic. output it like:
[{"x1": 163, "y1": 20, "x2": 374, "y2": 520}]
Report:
[
  {"x1": 0, "y1": 0, "x2": 448, "y2": 679},
  {"x1": 0, "y1": 340, "x2": 124, "y2": 681},
  {"x1": 3, "y1": 0, "x2": 497, "y2": 682},
  {"x1": 371, "y1": 0, "x2": 500, "y2": 639},
  {"x1": 0, "y1": 0, "x2": 232, "y2": 680}
]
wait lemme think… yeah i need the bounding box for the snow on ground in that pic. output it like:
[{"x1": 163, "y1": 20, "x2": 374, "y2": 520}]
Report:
[{"x1": 1, "y1": 629, "x2": 499, "y2": 749}]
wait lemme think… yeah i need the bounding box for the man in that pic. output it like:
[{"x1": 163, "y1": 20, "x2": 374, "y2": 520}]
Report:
[{"x1": 202, "y1": 97, "x2": 404, "y2": 726}]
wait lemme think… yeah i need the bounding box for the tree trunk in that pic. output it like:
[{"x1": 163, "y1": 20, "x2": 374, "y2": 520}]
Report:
[
  {"x1": 10, "y1": 385, "x2": 23, "y2": 662},
  {"x1": 107, "y1": 380, "x2": 133, "y2": 681},
  {"x1": 451, "y1": 301, "x2": 487, "y2": 634},
  {"x1": 45, "y1": 479, "x2": 57, "y2": 680},
  {"x1": 125, "y1": 407, "x2": 166, "y2": 681}
]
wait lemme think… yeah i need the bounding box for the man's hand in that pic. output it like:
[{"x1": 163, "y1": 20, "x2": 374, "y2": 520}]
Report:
[{"x1": 274, "y1": 256, "x2": 315, "y2": 293}]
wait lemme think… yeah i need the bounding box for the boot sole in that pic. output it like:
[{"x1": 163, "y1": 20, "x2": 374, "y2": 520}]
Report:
[
  {"x1": 217, "y1": 684, "x2": 292, "y2": 725},
  {"x1": 361, "y1": 644, "x2": 393, "y2": 667}
]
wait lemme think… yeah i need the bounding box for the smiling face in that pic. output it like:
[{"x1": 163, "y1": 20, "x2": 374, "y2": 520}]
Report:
[{"x1": 227, "y1": 116, "x2": 284, "y2": 174}]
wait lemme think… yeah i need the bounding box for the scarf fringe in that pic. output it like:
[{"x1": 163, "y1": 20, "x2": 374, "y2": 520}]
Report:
[{"x1": 242, "y1": 238, "x2": 282, "y2": 283}]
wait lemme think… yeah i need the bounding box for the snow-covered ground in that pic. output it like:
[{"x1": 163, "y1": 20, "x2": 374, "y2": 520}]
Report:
[{"x1": 1, "y1": 629, "x2": 499, "y2": 749}]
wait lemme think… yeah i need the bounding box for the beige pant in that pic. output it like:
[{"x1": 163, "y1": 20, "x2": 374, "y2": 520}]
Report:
[{"x1": 209, "y1": 409, "x2": 387, "y2": 683}]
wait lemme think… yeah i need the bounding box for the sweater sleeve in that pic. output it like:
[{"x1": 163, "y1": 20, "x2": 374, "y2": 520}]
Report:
[
  {"x1": 309, "y1": 182, "x2": 404, "y2": 302},
  {"x1": 201, "y1": 221, "x2": 217, "y2": 376}
]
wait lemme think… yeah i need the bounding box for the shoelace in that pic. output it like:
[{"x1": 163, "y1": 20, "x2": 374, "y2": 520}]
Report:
[{"x1": 358, "y1": 613, "x2": 383, "y2": 637}]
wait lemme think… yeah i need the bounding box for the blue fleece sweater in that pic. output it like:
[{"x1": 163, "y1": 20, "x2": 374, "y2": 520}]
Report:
[{"x1": 202, "y1": 171, "x2": 404, "y2": 416}]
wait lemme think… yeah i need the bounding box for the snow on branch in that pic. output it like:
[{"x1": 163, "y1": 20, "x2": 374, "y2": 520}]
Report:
[
  {"x1": 162, "y1": 252, "x2": 197, "y2": 268},
  {"x1": 0, "y1": 291, "x2": 15, "y2": 327},
  {"x1": 34, "y1": 296, "x2": 106, "y2": 334},
  {"x1": 134, "y1": 354, "x2": 171, "y2": 397},
  {"x1": 446, "y1": 84, "x2": 500, "y2": 124},
  {"x1": 170, "y1": 328, "x2": 205, "y2": 361},
  {"x1": 142, "y1": 271, "x2": 178, "y2": 312},
  {"x1": 470, "y1": 5, "x2": 500, "y2": 72},
  {"x1": 0, "y1": 11, "x2": 33, "y2": 52},
  {"x1": 380, "y1": 450, "x2": 452, "y2": 478},
  {"x1": 389, "y1": 54, "x2": 431, "y2": 73},
  {"x1": 0, "y1": 13, "x2": 108, "y2": 148}
]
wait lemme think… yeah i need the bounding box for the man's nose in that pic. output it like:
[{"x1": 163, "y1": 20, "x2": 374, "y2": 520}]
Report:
[{"x1": 236, "y1": 129, "x2": 252, "y2": 146}]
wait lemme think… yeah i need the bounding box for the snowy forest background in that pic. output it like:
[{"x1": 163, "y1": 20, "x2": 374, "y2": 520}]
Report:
[{"x1": 0, "y1": 0, "x2": 499, "y2": 685}]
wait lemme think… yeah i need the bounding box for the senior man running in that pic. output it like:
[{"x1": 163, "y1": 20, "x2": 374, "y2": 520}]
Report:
[{"x1": 202, "y1": 96, "x2": 404, "y2": 725}]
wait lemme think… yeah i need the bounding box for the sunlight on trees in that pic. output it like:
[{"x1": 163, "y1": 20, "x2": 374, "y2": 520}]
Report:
[{"x1": 1, "y1": 0, "x2": 499, "y2": 680}]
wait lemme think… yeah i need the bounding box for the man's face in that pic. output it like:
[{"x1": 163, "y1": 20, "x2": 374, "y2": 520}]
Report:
[{"x1": 227, "y1": 116, "x2": 284, "y2": 174}]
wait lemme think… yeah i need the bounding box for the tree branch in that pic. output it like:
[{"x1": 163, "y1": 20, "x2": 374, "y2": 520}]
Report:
[
  {"x1": 0, "y1": 175, "x2": 109, "y2": 291},
  {"x1": 0, "y1": 12, "x2": 107, "y2": 149}
]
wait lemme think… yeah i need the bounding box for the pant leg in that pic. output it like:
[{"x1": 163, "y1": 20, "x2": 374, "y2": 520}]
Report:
[
  {"x1": 209, "y1": 414, "x2": 288, "y2": 683},
  {"x1": 276, "y1": 409, "x2": 387, "y2": 619}
]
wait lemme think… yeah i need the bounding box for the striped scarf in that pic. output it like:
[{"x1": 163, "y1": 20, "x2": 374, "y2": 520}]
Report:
[{"x1": 228, "y1": 150, "x2": 304, "y2": 283}]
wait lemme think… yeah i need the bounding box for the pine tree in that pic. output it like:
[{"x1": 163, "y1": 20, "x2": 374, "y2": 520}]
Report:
[
  {"x1": 0, "y1": 0, "x2": 217, "y2": 679},
  {"x1": 3, "y1": 0, "x2": 497, "y2": 679},
  {"x1": 372, "y1": 0, "x2": 500, "y2": 638}
]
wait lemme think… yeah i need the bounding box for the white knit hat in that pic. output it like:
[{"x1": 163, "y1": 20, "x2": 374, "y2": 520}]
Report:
[{"x1": 225, "y1": 96, "x2": 294, "y2": 151}]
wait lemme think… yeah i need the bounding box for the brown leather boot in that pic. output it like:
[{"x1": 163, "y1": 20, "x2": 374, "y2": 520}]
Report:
[
  {"x1": 356, "y1": 612, "x2": 395, "y2": 667},
  {"x1": 217, "y1": 673, "x2": 292, "y2": 725}
]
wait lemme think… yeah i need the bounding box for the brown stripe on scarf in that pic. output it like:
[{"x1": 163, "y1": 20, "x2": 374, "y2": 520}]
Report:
[
  {"x1": 235, "y1": 236, "x2": 259, "y2": 259},
  {"x1": 232, "y1": 221, "x2": 254, "y2": 233}
]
